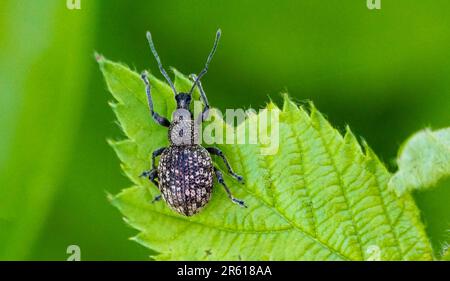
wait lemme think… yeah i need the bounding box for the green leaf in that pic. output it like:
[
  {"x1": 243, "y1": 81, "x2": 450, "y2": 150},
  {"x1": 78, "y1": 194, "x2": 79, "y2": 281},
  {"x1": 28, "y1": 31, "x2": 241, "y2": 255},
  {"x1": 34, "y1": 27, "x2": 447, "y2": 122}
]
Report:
[
  {"x1": 98, "y1": 57, "x2": 433, "y2": 261},
  {"x1": 388, "y1": 128, "x2": 450, "y2": 197}
]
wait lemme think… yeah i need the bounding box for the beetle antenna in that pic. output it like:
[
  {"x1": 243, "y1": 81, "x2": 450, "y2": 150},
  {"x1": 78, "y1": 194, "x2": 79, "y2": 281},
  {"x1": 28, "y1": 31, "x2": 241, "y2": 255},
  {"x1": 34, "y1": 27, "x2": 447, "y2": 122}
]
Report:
[
  {"x1": 188, "y1": 28, "x2": 221, "y2": 95},
  {"x1": 146, "y1": 31, "x2": 177, "y2": 95}
]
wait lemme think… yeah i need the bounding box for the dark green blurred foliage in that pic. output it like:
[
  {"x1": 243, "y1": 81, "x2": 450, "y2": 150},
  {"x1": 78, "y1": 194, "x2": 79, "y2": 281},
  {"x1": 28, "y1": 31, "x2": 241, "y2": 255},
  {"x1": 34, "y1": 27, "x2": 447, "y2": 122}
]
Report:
[{"x1": 0, "y1": 0, "x2": 448, "y2": 260}]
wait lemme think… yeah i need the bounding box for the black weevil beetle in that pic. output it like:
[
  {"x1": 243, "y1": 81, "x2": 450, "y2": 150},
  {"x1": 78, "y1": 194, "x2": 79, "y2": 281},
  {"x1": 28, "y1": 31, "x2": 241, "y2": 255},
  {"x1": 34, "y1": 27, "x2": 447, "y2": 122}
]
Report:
[{"x1": 140, "y1": 29, "x2": 247, "y2": 216}]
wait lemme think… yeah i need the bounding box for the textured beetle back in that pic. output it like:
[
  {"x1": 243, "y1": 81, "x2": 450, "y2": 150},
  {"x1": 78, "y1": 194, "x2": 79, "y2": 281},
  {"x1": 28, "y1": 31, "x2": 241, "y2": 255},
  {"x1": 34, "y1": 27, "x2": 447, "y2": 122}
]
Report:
[
  {"x1": 158, "y1": 145, "x2": 214, "y2": 216},
  {"x1": 168, "y1": 119, "x2": 199, "y2": 146}
]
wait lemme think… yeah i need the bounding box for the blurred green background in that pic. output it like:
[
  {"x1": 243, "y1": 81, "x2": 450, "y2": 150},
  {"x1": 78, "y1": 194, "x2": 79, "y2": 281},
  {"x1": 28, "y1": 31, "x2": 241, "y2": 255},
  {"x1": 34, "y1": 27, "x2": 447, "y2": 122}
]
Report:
[{"x1": 0, "y1": 0, "x2": 449, "y2": 260}]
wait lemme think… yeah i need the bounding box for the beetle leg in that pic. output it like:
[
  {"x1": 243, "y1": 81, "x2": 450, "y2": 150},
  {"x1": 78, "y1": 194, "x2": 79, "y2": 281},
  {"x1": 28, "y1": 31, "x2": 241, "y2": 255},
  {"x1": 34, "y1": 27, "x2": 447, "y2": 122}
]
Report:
[
  {"x1": 151, "y1": 147, "x2": 166, "y2": 169},
  {"x1": 140, "y1": 170, "x2": 152, "y2": 178},
  {"x1": 140, "y1": 169, "x2": 159, "y2": 186},
  {"x1": 141, "y1": 147, "x2": 166, "y2": 201},
  {"x1": 214, "y1": 167, "x2": 247, "y2": 208},
  {"x1": 152, "y1": 194, "x2": 162, "y2": 203},
  {"x1": 140, "y1": 147, "x2": 165, "y2": 178},
  {"x1": 189, "y1": 74, "x2": 210, "y2": 123},
  {"x1": 141, "y1": 71, "x2": 171, "y2": 127},
  {"x1": 141, "y1": 169, "x2": 162, "y2": 203},
  {"x1": 207, "y1": 147, "x2": 244, "y2": 183}
]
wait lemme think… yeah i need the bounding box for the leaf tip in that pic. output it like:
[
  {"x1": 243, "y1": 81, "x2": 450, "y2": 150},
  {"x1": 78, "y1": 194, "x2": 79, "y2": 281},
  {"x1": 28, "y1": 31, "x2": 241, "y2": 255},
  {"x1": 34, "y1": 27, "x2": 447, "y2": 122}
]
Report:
[
  {"x1": 342, "y1": 126, "x2": 364, "y2": 154},
  {"x1": 107, "y1": 100, "x2": 117, "y2": 108},
  {"x1": 95, "y1": 52, "x2": 105, "y2": 64},
  {"x1": 171, "y1": 67, "x2": 182, "y2": 77},
  {"x1": 307, "y1": 100, "x2": 316, "y2": 110},
  {"x1": 266, "y1": 99, "x2": 279, "y2": 111},
  {"x1": 361, "y1": 139, "x2": 375, "y2": 158},
  {"x1": 307, "y1": 101, "x2": 321, "y2": 119},
  {"x1": 106, "y1": 191, "x2": 115, "y2": 203},
  {"x1": 129, "y1": 235, "x2": 139, "y2": 242},
  {"x1": 173, "y1": 68, "x2": 194, "y2": 92},
  {"x1": 106, "y1": 138, "x2": 116, "y2": 147},
  {"x1": 343, "y1": 125, "x2": 356, "y2": 140},
  {"x1": 308, "y1": 101, "x2": 325, "y2": 126},
  {"x1": 282, "y1": 94, "x2": 299, "y2": 112}
]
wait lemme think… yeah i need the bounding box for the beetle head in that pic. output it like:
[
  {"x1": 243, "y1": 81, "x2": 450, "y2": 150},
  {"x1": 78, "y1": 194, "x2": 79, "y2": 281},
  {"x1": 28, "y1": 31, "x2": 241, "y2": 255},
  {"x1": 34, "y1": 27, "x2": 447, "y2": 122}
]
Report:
[{"x1": 175, "y1": 93, "x2": 192, "y2": 110}]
